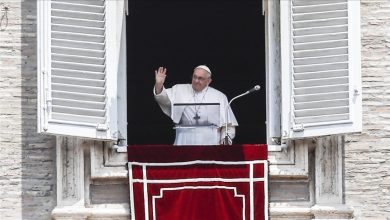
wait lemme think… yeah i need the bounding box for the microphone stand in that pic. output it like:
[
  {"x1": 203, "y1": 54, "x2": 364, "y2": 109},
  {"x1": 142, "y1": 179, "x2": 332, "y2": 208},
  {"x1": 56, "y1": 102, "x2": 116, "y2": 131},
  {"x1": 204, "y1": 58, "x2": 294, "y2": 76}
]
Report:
[
  {"x1": 224, "y1": 85, "x2": 260, "y2": 145},
  {"x1": 224, "y1": 91, "x2": 250, "y2": 145}
]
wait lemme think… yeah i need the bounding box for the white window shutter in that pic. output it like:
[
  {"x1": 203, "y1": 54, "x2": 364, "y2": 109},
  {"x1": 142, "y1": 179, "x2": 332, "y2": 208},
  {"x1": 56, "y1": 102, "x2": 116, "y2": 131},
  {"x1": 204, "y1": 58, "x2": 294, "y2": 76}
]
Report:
[
  {"x1": 37, "y1": 0, "x2": 126, "y2": 140},
  {"x1": 280, "y1": 0, "x2": 362, "y2": 139}
]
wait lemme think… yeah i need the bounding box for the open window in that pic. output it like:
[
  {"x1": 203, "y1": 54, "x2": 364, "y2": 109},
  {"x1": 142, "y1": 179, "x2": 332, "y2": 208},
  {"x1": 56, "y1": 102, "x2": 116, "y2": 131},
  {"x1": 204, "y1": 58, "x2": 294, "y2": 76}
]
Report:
[
  {"x1": 37, "y1": 0, "x2": 361, "y2": 146},
  {"x1": 126, "y1": 0, "x2": 267, "y2": 145}
]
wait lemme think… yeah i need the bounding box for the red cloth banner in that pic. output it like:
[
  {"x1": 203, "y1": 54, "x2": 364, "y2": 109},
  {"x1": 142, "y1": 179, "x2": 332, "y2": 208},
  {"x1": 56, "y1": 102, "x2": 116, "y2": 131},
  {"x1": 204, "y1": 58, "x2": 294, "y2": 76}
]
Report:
[{"x1": 128, "y1": 144, "x2": 268, "y2": 220}]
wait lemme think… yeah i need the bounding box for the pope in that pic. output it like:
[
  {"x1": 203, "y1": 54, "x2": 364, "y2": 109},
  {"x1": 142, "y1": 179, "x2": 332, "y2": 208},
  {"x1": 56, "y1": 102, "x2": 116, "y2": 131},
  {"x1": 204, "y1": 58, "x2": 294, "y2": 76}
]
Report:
[{"x1": 153, "y1": 65, "x2": 238, "y2": 145}]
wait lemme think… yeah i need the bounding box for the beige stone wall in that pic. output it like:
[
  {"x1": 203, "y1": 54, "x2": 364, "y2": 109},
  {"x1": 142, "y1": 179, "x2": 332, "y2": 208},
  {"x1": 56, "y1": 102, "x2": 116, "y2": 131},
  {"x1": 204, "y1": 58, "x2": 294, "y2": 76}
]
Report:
[
  {"x1": 0, "y1": 1, "x2": 56, "y2": 219},
  {"x1": 345, "y1": 0, "x2": 390, "y2": 219}
]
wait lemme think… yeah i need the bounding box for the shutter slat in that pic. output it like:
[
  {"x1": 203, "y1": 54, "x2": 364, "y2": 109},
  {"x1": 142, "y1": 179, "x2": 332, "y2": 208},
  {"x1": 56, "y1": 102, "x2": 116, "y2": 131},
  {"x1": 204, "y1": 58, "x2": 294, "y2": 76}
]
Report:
[
  {"x1": 52, "y1": 113, "x2": 105, "y2": 124},
  {"x1": 294, "y1": 0, "x2": 347, "y2": 7},
  {"x1": 293, "y1": 10, "x2": 347, "y2": 21},
  {"x1": 295, "y1": 114, "x2": 349, "y2": 124},
  {"x1": 294, "y1": 55, "x2": 348, "y2": 66},
  {"x1": 293, "y1": 17, "x2": 347, "y2": 29},
  {"x1": 294, "y1": 47, "x2": 348, "y2": 58},
  {"x1": 52, "y1": 83, "x2": 105, "y2": 95},
  {"x1": 52, "y1": 54, "x2": 105, "y2": 65},
  {"x1": 295, "y1": 106, "x2": 349, "y2": 117},
  {"x1": 52, "y1": 91, "x2": 105, "y2": 102},
  {"x1": 52, "y1": 16, "x2": 104, "y2": 28},
  {"x1": 52, "y1": 39, "x2": 104, "y2": 50},
  {"x1": 294, "y1": 84, "x2": 348, "y2": 95},
  {"x1": 52, "y1": 24, "x2": 105, "y2": 35},
  {"x1": 294, "y1": 39, "x2": 348, "y2": 51},
  {"x1": 53, "y1": 98, "x2": 105, "y2": 110},
  {"x1": 52, "y1": 75, "x2": 105, "y2": 87},
  {"x1": 52, "y1": 68, "x2": 105, "y2": 80},
  {"x1": 52, "y1": 2, "x2": 104, "y2": 13},
  {"x1": 52, "y1": 0, "x2": 104, "y2": 6},
  {"x1": 294, "y1": 62, "x2": 348, "y2": 73},
  {"x1": 294, "y1": 24, "x2": 347, "y2": 36},
  {"x1": 294, "y1": 69, "x2": 348, "y2": 80},
  {"x1": 52, "y1": 61, "x2": 105, "y2": 72},
  {"x1": 294, "y1": 76, "x2": 348, "y2": 88},
  {"x1": 52, "y1": 9, "x2": 104, "y2": 21},
  {"x1": 295, "y1": 99, "x2": 349, "y2": 110},
  {"x1": 52, "y1": 105, "x2": 106, "y2": 117},
  {"x1": 294, "y1": 91, "x2": 349, "y2": 103},
  {"x1": 52, "y1": 46, "x2": 104, "y2": 58},
  {"x1": 294, "y1": 32, "x2": 347, "y2": 43},
  {"x1": 52, "y1": 31, "x2": 104, "y2": 43},
  {"x1": 293, "y1": 3, "x2": 347, "y2": 13},
  {"x1": 52, "y1": 0, "x2": 104, "y2": 3}
]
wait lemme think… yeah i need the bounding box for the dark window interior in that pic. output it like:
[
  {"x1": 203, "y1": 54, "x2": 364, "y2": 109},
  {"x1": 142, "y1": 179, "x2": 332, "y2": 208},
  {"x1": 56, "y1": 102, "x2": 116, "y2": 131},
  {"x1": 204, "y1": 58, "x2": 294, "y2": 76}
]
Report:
[{"x1": 127, "y1": 0, "x2": 266, "y2": 144}]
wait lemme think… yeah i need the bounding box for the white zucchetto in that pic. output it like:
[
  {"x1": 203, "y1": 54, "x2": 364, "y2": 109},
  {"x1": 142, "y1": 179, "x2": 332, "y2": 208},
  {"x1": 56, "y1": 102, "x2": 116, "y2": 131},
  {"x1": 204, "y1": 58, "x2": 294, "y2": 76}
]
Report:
[{"x1": 195, "y1": 65, "x2": 212, "y2": 77}]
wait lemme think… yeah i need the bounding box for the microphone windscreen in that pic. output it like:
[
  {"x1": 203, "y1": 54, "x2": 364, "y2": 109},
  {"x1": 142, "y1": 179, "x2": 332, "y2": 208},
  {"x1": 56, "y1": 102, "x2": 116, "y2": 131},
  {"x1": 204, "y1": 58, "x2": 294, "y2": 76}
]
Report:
[{"x1": 248, "y1": 85, "x2": 261, "y2": 93}]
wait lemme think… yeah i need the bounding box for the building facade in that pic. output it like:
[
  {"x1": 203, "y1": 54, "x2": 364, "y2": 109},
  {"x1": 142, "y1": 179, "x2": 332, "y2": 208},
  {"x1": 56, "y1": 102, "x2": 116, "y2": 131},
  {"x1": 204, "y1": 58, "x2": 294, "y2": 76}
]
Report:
[{"x1": 0, "y1": 0, "x2": 389, "y2": 219}]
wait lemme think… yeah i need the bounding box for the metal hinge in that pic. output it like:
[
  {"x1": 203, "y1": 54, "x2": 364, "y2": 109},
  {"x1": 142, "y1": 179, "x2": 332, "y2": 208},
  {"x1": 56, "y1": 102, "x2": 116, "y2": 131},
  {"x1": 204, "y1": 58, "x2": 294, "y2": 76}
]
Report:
[
  {"x1": 292, "y1": 124, "x2": 304, "y2": 132},
  {"x1": 353, "y1": 87, "x2": 361, "y2": 96},
  {"x1": 113, "y1": 138, "x2": 127, "y2": 153}
]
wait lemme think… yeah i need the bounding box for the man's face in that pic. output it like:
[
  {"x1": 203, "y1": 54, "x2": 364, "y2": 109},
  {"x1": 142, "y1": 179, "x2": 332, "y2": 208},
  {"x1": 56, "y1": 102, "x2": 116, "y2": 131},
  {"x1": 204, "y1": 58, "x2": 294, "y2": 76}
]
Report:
[{"x1": 192, "y1": 68, "x2": 212, "y2": 92}]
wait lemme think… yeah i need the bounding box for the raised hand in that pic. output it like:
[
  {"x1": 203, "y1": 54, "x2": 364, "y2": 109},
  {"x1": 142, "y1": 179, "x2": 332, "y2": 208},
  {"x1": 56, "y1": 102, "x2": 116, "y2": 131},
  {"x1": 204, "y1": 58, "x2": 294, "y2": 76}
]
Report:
[{"x1": 154, "y1": 67, "x2": 167, "y2": 94}]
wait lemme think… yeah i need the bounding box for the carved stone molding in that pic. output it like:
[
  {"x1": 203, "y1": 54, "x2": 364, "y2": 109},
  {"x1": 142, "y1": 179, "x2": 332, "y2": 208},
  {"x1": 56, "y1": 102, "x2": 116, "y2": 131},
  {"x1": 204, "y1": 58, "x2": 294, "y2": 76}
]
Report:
[
  {"x1": 52, "y1": 205, "x2": 130, "y2": 220},
  {"x1": 103, "y1": 142, "x2": 128, "y2": 167},
  {"x1": 311, "y1": 204, "x2": 353, "y2": 220},
  {"x1": 90, "y1": 142, "x2": 127, "y2": 180},
  {"x1": 269, "y1": 136, "x2": 354, "y2": 219},
  {"x1": 316, "y1": 136, "x2": 343, "y2": 204},
  {"x1": 56, "y1": 137, "x2": 85, "y2": 207},
  {"x1": 313, "y1": 136, "x2": 353, "y2": 219},
  {"x1": 270, "y1": 206, "x2": 312, "y2": 220},
  {"x1": 269, "y1": 140, "x2": 311, "y2": 178},
  {"x1": 53, "y1": 137, "x2": 131, "y2": 219}
]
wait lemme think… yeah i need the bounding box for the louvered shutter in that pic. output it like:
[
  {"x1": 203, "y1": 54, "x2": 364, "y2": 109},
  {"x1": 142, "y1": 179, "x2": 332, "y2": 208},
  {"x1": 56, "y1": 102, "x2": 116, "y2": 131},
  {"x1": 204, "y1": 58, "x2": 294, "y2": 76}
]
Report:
[
  {"x1": 38, "y1": 0, "x2": 126, "y2": 140},
  {"x1": 280, "y1": 0, "x2": 362, "y2": 139}
]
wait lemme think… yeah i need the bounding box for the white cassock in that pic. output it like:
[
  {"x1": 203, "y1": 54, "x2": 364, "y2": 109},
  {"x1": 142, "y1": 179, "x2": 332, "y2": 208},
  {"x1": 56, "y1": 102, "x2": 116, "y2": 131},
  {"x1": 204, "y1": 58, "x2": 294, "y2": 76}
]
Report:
[{"x1": 154, "y1": 84, "x2": 238, "y2": 145}]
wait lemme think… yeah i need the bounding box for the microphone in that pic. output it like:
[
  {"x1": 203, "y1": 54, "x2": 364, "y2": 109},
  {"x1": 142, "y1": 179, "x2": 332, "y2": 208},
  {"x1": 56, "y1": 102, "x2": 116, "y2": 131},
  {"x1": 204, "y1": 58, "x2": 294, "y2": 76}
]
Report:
[
  {"x1": 247, "y1": 85, "x2": 261, "y2": 94},
  {"x1": 229, "y1": 85, "x2": 261, "y2": 105},
  {"x1": 223, "y1": 85, "x2": 261, "y2": 145}
]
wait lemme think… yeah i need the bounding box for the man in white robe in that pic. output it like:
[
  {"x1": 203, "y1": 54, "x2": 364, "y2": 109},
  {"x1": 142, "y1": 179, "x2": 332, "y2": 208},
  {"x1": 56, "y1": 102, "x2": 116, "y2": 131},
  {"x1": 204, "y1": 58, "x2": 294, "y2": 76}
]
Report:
[{"x1": 154, "y1": 65, "x2": 238, "y2": 145}]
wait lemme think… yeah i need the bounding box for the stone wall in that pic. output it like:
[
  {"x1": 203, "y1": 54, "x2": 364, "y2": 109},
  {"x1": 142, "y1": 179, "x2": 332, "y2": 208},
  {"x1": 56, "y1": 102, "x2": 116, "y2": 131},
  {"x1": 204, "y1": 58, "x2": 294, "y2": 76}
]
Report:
[
  {"x1": 345, "y1": 0, "x2": 390, "y2": 219},
  {"x1": 0, "y1": 1, "x2": 56, "y2": 219}
]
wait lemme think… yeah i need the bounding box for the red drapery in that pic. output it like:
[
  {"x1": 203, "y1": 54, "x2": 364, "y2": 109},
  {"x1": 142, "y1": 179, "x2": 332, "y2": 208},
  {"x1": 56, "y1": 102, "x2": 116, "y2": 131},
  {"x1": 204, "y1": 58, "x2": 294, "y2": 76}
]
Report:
[{"x1": 128, "y1": 144, "x2": 268, "y2": 220}]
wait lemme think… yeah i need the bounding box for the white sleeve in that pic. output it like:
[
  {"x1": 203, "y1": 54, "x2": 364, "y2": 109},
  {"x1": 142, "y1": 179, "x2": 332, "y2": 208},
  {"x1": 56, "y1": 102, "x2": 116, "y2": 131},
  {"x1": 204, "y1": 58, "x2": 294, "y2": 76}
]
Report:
[{"x1": 153, "y1": 86, "x2": 171, "y2": 117}]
